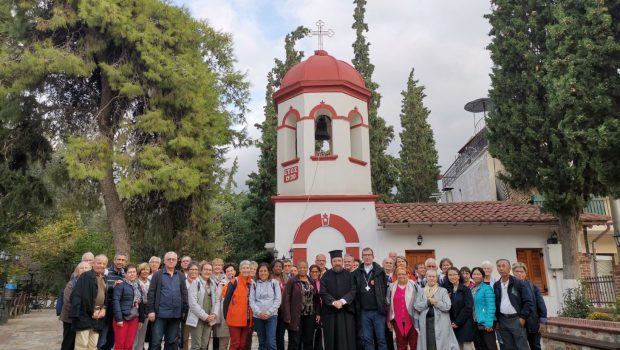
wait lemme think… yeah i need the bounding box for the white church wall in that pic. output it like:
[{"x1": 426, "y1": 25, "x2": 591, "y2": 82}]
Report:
[
  {"x1": 376, "y1": 224, "x2": 562, "y2": 316},
  {"x1": 274, "y1": 201, "x2": 377, "y2": 262}
]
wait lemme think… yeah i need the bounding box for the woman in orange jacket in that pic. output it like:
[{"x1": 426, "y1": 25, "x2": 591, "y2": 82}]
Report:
[{"x1": 222, "y1": 260, "x2": 254, "y2": 350}]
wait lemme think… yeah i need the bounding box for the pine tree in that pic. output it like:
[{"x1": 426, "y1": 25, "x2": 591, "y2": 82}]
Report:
[
  {"x1": 352, "y1": 0, "x2": 397, "y2": 202},
  {"x1": 0, "y1": 1, "x2": 249, "y2": 255},
  {"x1": 486, "y1": 0, "x2": 620, "y2": 281},
  {"x1": 244, "y1": 27, "x2": 310, "y2": 250},
  {"x1": 396, "y1": 69, "x2": 439, "y2": 203}
]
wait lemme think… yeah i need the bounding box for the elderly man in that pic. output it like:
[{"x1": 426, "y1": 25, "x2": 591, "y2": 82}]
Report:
[
  {"x1": 98, "y1": 253, "x2": 127, "y2": 350},
  {"x1": 180, "y1": 255, "x2": 192, "y2": 276},
  {"x1": 315, "y1": 254, "x2": 327, "y2": 277},
  {"x1": 81, "y1": 252, "x2": 95, "y2": 266},
  {"x1": 70, "y1": 254, "x2": 108, "y2": 350},
  {"x1": 494, "y1": 259, "x2": 534, "y2": 350},
  {"x1": 320, "y1": 250, "x2": 357, "y2": 350},
  {"x1": 148, "y1": 251, "x2": 189, "y2": 350}
]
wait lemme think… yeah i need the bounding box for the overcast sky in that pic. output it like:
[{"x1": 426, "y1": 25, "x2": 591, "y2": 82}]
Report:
[{"x1": 177, "y1": 0, "x2": 493, "y2": 191}]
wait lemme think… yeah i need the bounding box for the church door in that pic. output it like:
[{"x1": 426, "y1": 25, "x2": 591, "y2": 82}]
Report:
[{"x1": 405, "y1": 250, "x2": 435, "y2": 270}]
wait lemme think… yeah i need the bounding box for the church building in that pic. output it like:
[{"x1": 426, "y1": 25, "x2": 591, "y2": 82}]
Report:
[{"x1": 270, "y1": 49, "x2": 610, "y2": 317}]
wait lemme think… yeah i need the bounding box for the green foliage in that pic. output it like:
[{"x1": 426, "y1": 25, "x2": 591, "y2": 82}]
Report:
[
  {"x1": 560, "y1": 284, "x2": 592, "y2": 318},
  {"x1": 1, "y1": 0, "x2": 249, "y2": 254},
  {"x1": 242, "y1": 26, "x2": 310, "y2": 255},
  {"x1": 586, "y1": 311, "x2": 613, "y2": 321},
  {"x1": 17, "y1": 212, "x2": 114, "y2": 293},
  {"x1": 486, "y1": 0, "x2": 620, "y2": 278},
  {"x1": 352, "y1": 0, "x2": 397, "y2": 202},
  {"x1": 396, "y1": 69, "x2": 440, "y2": 202}
]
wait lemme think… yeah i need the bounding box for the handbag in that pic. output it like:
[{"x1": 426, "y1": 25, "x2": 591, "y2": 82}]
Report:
[{"x1": 124, "y1": 306, "x2": 139, "y2": 321}]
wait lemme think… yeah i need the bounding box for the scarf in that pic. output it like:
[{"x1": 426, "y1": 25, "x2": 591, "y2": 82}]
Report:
[
  {"x1": 424, "y1": 283, "x2": 439, "y2": 300},
  {"x1": 124, "y1": 278, "x2": 143, "y2": 306}
]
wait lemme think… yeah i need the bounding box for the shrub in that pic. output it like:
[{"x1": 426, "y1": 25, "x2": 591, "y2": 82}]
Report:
[
  {"x1": 586, "y1": 312, "x2": 613, "y2": 321},
  {"x1": 560, "y1": 284, "x2": 592, "y2": 319}
]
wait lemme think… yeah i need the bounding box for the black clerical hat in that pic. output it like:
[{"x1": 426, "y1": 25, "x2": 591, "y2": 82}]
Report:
[{"x1": 328, "y1": 250, "x2": 343, "y2": 260}]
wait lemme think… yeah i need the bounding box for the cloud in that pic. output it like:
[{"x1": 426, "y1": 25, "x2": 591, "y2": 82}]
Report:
[{"x1": 180, "y1": 0, "x2": 493, "y2": 190}]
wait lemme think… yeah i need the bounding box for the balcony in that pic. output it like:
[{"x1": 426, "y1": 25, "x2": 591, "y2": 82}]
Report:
[{"x1": 530, "y1": 195, "x2": 611, "y2": 216}]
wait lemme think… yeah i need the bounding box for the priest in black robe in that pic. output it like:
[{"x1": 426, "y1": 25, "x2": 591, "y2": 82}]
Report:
[{"x1": 320, "y1": 250, "x2": 357, "y2": 350}]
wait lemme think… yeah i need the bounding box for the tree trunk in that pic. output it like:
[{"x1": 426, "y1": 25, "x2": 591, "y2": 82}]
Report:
[
  {"x1": 558, "y1": 213, "x2": 580, "y2": 286},
  {"x1": 97, "y1": 69, "x2": 131, "y2": 256}
]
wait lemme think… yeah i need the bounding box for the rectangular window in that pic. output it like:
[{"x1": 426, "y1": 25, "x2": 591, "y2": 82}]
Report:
[{"x1": 516, "y1": 248, "x2": 548, "y2": 294}]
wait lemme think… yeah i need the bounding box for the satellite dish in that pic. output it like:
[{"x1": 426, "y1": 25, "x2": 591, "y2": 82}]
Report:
[{"x1": 464, "y1": 98, "x2": 492, "y2": 114}]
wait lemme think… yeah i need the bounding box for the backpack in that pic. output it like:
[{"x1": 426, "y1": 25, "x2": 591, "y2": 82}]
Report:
[
  {"x1": 222, "y1": 278, "x2": 238, "y2": 319},
  {"x1": 55, "y1": 290, "x2": 64, "y2": 316}
]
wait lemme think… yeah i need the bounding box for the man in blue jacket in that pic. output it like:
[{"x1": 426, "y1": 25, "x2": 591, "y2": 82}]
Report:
[
  {"x1": 493, "y1": 259, "x2": 534, "y2": 350},
  {"x1": 512, "y1": 262, "x2": 547, "y2": 350}
]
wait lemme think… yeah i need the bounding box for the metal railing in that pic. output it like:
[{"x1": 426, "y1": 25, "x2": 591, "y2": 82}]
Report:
[
  {"x1": 582, "y1": 275, "x2": 616, "y2": 308},
  {"x1": 442, "y1": 128, "x2": 489, "y2": 189},
  {"x1": 531, "y1": 195, "x2": 610, "y2": 216}
]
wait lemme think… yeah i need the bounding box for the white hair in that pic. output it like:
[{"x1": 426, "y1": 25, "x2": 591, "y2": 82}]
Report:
[
  {"x1": 149, "y1": 256, "x2": 161, "y2": 263},
  {"x1": 81, "y1": 252, "x2": 94, "y2": 261},
  {"x1": 481, "y1": 260, "x2": 493, "y2": 268},
  {"x1": 94, "y1": 254, "x2": 108, "y2": 263},
  {"x1": 425, "y1": 258, "x2": 437, "y2": 266},
  {"x1": 74, "y1": 261, "x2": 92, "y2": 275},
  {"x1": 239, "y1": 260, "x2": 251, "y2": 268},
  {"x1": 164, "y1": 252, "x2": 177, "y2": 260}
]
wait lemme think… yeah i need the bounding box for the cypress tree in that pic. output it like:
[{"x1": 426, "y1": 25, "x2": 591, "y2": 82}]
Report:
[
  {"x1": 486, "y1": 0, "x2": 620, "y2": 281},
  {"x1": 396, "y1": 69, "x2": 439, "y2": 202},
  {"x1": 244, "y1": 27, "x2": 310, "y2": 249},
  {"x1": 352, "y1": 0, "x2": 397, "y2": 202}
]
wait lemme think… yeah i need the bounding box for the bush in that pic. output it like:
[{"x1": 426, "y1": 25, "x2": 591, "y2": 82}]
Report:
[
  {"x1": 586, "y1": 312, "x2": 613, "y2": 321},
  {"x1": 560, "y1": 284, "x2": 592, "y2": 319}
]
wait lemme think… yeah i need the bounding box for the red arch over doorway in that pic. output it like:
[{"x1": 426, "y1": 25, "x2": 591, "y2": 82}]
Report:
[{"x1": 292, "y1": 213, "x2": 360, "y2": 263}]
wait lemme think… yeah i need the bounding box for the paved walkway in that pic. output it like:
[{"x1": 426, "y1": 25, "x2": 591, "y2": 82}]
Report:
[
  {"x1": 0, "y1": 309, "x2": 268, "y2": 350},
  {"x1": 0, "y1": 309, "x2": 62, "y2": 350}
]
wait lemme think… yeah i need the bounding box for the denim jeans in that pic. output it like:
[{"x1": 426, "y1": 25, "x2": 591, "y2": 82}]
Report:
[
  {"x1": 254, "y1": 315, "x2": 278, "y2": 350},
  {"x1": 360, "y1": 309, "x2": 387, "y2": 350},
  {"x1": 150, "y1": 317, "x2": 181, "y2": 350}
]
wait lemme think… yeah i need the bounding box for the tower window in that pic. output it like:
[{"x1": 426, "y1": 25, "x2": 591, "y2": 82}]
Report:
[
  {"x1": 349, "y1": 112, "x2": 363, "y2": 160},
  {"x1": 314, "y1": 115, "x2": 332, "y2": 156}
]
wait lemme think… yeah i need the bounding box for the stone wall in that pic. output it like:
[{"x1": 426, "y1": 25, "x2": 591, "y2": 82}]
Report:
[{"x1": 542, "y1": 317, "x2": 620, "y2": 350}]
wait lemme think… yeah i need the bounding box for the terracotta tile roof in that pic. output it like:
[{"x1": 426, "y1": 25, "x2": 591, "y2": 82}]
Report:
[{"x1": 375, "y1": 201, "x2": 611, "y2": 225}]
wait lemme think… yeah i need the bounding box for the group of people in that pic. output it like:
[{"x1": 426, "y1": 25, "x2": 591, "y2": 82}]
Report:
[{"x1": 58, "y1": 248, "x2": 547, "y2": 350}]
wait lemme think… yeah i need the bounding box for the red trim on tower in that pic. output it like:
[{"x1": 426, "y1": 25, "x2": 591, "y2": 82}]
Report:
[
  {"x1": 348, "y1": 108, "x2": 364, "y2": 124},
  {"x1": 309, "y1": 102, "x2": 338, "y2": 120},
  {"x1": 271, "y1": 195, "x2": 379, "y2": 203},
  {"x1": 273, "y1": 81, "x2": 371, "y2": 105},
  {"x1": 293, "y1": 214, "x2": 360, "y2": 245},
  {"x1": 348, "y1": 157, "x2": 367, "y2": 166},
  {"x1": 299, "y1": 116, "x2": 315, "y2": 121},
  {"x1": 281, "y1": 108, "x2": 301, "y2": 126},
  {"x1": 277, "y1": 125, "x2": 296, "y2": 130},
  {"x1": 332, "y1": 115, "x2": 350, "y2": 121},
  {"x1": 346, "y1": 247, "x2": 360, "y2": 259},
  {"x1": 310, "y1": 155, "x2": 338, "y2": 161},
  {"x1": 281, "y1": 157, "x2": 300, "y2": 167},
  {"x1": 293, "y1": 248, "x2": 307, "y2": 263},
  {"x1": 350, "y1": 123, "x2": 369, "y2": 129}
]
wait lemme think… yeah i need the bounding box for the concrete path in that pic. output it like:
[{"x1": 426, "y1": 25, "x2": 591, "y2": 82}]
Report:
[
  {"x1": 0, "y1": 309, "x2": 62, "y2": 350},
  {"x1": 0, "y1": 309, "x2": 267, "y2": 350}
]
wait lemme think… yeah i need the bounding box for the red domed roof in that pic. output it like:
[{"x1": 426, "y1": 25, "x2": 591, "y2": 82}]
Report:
[
  {"x1": 273, "y1": 50, "x2": 371, "y2": 104},
  {"x1": 280, "y1": 50, "x2": 366, "y2": 89}
]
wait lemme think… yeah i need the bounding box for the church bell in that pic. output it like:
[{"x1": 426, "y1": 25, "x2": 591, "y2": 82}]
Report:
[{"x1": 315, "y1": 115, "x2": 331, "y2": 141}]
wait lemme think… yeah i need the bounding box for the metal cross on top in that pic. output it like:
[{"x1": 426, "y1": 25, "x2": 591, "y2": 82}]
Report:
[{"x1": 311, "y1": 20, "x2": 335, "y2": 50}]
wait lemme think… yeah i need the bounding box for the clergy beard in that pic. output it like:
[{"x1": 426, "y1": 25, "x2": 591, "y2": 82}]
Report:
[{"x1": 332, "y1": 265, "x2": 343, "y2": 272}]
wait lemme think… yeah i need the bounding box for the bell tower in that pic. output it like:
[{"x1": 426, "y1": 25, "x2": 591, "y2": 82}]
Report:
[{"x1": 271, "y1": 49, "x2": 377, "y2": 263}]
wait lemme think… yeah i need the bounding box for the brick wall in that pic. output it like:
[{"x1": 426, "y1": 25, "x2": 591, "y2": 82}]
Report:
[
  {"x1": 579, "y1": 253, "x2": 593, "y2": 278},
  {"x1": 542, "y1": 317, "x2": 620, "y2": 349}
]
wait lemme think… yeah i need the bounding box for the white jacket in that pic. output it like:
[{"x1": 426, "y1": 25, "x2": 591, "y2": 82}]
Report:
[{"x1": 186, "y1": 277, "x2": 221, "y2": 327}]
